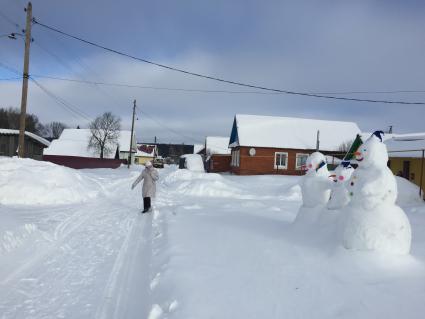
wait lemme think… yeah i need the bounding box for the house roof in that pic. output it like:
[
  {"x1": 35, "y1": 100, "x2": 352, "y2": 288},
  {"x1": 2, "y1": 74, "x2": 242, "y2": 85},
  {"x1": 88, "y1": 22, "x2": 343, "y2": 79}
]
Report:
[
  {"x1": 44, "y1": 129, "x2": 135, "y2": 158},
  {"x1": 136, "y1": 144, "x2": 156, "y2": 157},
  {"x1": 229, "y1": 114, "x2": 361, "y2": 151},
  {"x1": 385, "y1": 133, "x2": 425, "y2": 158},
  {"x1": 193, "y1": 144, "x2": 204, "y2": 154},
  {"x1": 206, "y1": 136, "x2": 230, "y2": 155},
  {"x1": 0, "y1": 128, "x2": 50, "y2": 147}
]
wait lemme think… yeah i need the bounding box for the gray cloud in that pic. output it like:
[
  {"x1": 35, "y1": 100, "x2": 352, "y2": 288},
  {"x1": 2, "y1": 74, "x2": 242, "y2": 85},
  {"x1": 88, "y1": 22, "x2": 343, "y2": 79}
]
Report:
[{"x1": 1, "y1": 0, "x2": 424, "y2": 144}]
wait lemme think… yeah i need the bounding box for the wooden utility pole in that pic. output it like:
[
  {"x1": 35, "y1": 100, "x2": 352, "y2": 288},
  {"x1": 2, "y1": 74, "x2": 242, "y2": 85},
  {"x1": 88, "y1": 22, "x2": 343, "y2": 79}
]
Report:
[
  {"x1": 18, "y1": 2, "x2": 33, "y2": 158},
  {"x1": 128, "y1": 99, "x2": 136, "y2": 168},
  {"x1": 315, "y1": 130, "x2": 320, "y2": 151}
]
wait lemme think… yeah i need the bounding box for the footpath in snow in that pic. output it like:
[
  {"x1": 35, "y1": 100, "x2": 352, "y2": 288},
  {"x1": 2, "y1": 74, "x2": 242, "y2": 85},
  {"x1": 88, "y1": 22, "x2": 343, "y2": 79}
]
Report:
[{"x1": 1, "y1": 158, "x2": 425, "y2": 319}]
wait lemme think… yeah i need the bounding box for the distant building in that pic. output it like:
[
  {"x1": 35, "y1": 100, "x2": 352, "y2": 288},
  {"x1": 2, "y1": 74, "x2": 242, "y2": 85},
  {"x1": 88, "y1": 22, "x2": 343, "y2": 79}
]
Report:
[
  {"x1": 135, "y1": 143, "x2": 156, "y2": 165},
  {"x1": 202, "y1": 136, "x2": 231, "y2": 173},
  {"x1": 228, "y1": 114, "x2": 361, "y2": 175},
  {"x1": 385, "y1": 133, "x2": 425, "y2": 198},
  {"x1": 43, "y1": 129, "x2": 136, "y2": 169},
  {"x1": 155, "y1": 143, "x2": 194, "y2": 164},
  {"x1": 0, "y1": 128, "x2": 50, "y2": 160}
]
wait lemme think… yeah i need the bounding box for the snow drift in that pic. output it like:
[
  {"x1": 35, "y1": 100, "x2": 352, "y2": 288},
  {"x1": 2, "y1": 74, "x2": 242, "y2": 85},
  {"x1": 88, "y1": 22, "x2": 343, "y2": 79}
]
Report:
[
  {"x1": 0, "y1": 157, "x2": 101, "y2": 205},
  {"x1": 162, "y1": 168, "x2": 246, "y2": 198},
  {"x1": 396, "y1": 176, "x2": 424, "y2": 206}
]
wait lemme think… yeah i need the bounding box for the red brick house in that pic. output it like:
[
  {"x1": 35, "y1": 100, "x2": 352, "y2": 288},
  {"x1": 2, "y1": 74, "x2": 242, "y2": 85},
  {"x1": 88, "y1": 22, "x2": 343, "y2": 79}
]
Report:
[{"x1": 229, "y1": 114, "x2": 361, "y2": 175}]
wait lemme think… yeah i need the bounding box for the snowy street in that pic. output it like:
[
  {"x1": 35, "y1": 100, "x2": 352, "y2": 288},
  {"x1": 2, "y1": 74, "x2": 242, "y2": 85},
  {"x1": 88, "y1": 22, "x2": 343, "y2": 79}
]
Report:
[{"x1": 1, "y1": 161, "x2": 425, "y2": 318}]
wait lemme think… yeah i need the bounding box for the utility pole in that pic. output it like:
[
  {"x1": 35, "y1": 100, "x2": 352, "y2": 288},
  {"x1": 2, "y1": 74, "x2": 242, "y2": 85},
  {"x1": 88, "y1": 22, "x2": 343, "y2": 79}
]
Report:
[
  {"x1": 154, "y1": 136, "x2": 157, "y2": 158},
  {"x1": 128, "y1": 99, "x2": 136, "y2": 168},
  {"x1": 315, "y1": 130, "x2": 320, "y2": 151},
  {"x1": 18, "y1": 2, "x2": 33, "y2": 158}
]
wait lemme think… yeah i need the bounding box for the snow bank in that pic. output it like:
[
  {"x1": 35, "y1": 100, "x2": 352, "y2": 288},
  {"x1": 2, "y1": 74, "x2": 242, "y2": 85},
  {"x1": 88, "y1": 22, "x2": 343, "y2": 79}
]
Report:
[
  {"x1": 163, "y1": 168, "x2": 245, "y2": 198},
  {"x1": 0, "y1": 157, "x2": 101, "y2": 205},
  {"x1": 180, "y1": 154, "x2": 204, "y2": 172},
  {"x1": 396, "y1": 176, "x2": 424, "y2": 206}
]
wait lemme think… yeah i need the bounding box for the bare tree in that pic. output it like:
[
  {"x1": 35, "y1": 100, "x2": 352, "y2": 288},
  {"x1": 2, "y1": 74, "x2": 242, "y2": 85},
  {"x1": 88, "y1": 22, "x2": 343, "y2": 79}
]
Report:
[
  {"x1": 88, "y1": 112, "x2": 121, "y2": 159},
  {"x1": 46, "y1": 121, "x2": 68, "y2": 139}
]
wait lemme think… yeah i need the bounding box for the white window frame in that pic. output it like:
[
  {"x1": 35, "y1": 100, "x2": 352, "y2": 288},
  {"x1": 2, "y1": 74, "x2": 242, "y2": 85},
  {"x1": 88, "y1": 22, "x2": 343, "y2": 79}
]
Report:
[
  {"x1": 274, "y1": 152, "x2": 288, "y2": 169},
  {"x1": 296, "y1": 153, "x2": 309, "y2": 170},
  {"x1": 231, "y1": 149, "x2": 240, "y2": 167}
]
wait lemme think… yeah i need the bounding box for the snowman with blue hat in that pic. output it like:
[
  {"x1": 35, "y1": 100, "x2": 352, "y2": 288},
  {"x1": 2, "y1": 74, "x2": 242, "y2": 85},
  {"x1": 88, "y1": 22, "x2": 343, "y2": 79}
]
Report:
[{"x1": 342, "y1": 131, "x2": 411, "y2": 254}]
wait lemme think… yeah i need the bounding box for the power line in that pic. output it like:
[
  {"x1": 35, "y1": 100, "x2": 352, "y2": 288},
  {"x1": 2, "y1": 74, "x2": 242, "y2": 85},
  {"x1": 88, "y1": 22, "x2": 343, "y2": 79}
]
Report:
[
  {"x1": 136, "y1": 106, "x2": 204, "y2": 144},
  {"x1": 0, "y1": 76, "x2": 21, "y2": 81},
  {"x1": 30, "y1": 77, "x2": 93, "y2": 122},
  {"x1": 32, "y1": 19, "x2": 425, "y2": 105},
  {"x1": 30, "y1": 74, "x2": 425, "y2": 96},
  {"x1": 0, "y1": 8, "x2": 21, "y2": 30}
]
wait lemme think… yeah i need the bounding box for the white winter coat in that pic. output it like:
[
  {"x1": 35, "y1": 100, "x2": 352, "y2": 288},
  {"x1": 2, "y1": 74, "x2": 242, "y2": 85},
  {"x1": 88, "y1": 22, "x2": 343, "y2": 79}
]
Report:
[{"x1": 132, "y1": 167, "x2": 159, "y2": 198}]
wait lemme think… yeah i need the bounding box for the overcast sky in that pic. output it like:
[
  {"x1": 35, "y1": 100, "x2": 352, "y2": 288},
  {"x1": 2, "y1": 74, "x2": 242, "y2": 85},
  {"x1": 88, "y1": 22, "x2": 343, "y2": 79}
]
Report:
[{"x1": 1, "y1": 0, "x2": 424, "y2": 144}]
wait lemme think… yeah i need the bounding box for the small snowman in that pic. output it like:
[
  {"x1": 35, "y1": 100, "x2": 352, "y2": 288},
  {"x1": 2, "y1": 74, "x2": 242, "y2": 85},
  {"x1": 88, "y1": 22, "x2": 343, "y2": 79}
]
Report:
[
  {"x1": 327, "y1": 162, "x2": 354, "y2": 210},
  {"x1": 342, "y1": 131, "x2": 411, "y2": 254},
  {"x1": 294, "y1": 152, "x2": 333, "y2": 224}
]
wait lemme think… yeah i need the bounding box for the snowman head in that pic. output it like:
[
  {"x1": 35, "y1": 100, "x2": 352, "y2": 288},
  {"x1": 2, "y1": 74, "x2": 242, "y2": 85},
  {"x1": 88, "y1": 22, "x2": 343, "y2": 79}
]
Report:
[
  {"x1": 354, "y1": 131, "x2": 388, "y2": 168},
  {"x1": 305, "y1": 152, "x2": 329, "y2": 176},
  {"x1": 333, "y1": 162, "x2": 354, "y2": 183}
]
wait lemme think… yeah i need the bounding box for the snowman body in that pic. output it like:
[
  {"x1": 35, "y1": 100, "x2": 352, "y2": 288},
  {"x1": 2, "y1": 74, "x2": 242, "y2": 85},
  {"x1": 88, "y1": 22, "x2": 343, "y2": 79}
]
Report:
[
  {"x1": 295, "y1": 152, "x2": 333, "y2": 224},
  {"x1": 342, "y1": 134, "x2": 411, "y2": 254},
  {"x1": 327, "y1": 164, "x2": 354, "y2": 210}
]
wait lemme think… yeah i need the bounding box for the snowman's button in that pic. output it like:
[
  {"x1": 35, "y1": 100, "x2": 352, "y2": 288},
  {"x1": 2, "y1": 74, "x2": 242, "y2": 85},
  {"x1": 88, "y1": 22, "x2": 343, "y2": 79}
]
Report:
[
  {"x1": 350, "y1": 182, "x2": 354, "y2": 186},
  {"x1": 350, "y1": 192, "x2": 354, "y2": 196}
]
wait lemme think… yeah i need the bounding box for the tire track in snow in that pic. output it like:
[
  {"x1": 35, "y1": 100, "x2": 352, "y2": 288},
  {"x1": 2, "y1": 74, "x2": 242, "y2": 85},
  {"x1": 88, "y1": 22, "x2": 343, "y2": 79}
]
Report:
[{"x1": 0, "y1": 203, "x2": 96, "y2": 286}]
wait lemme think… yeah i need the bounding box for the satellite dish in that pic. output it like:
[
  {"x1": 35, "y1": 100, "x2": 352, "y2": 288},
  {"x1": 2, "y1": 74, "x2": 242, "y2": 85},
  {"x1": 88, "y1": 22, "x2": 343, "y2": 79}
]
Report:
[{"x1": 249, "y1": 148, "x2": 256, "y2": 156}]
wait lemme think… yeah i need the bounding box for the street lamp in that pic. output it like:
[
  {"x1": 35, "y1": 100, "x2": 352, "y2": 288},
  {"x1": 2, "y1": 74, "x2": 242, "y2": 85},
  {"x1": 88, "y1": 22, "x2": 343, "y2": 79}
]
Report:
[{"x1": 0, "y1": 33, "x2": 23, "y2": 40}]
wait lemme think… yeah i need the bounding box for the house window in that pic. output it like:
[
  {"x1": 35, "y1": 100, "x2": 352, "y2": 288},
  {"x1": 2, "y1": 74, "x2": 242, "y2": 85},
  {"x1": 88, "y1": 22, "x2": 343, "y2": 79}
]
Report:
[
  {"x1": 231, "y1": 149, "x2": 240, "y2": 167},
  {"x1": 274, "y1": 152, "x2": 288, "y2": 169},
  {"x1": 296, "y1": 153, "x2": 308, "y2": 170}
]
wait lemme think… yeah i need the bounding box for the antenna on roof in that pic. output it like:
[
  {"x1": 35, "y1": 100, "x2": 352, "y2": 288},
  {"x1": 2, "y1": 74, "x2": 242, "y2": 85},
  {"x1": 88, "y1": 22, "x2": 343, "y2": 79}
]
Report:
[{"x1": 316, "y1": 130, "x2": 320, "y2": 151}]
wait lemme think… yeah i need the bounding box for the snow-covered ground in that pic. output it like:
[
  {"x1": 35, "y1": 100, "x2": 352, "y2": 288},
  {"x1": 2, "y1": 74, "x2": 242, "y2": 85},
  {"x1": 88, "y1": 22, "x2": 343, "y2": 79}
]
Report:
[{"x1": 1, "y1": 158, "x2": 425, "y2": 318}]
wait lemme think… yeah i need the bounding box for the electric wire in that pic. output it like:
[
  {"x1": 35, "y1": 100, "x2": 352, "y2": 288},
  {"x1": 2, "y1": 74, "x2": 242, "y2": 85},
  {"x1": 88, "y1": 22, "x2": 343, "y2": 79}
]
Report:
[
  {"x1": 32, "y1": 19, "x2": 425, "y2": 105},
  {"x1": 30, "y1": 74, "x2": 425, "y2": 96},
  {"x1": 30, "y1": 77, "x2": 93, "y2": 122}
]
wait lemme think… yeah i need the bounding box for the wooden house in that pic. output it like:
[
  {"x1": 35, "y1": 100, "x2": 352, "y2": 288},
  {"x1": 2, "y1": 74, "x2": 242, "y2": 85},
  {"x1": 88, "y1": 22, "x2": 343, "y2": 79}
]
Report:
[
  {"x1": 0, "y1": 128, "x2": 50, "y2": 160},
  {"x1": 228, "y1": 114, "x2": 361, "y2": 175},
  {"x1": 202, "y1": 136, "x2": 231, "y2": 173}
]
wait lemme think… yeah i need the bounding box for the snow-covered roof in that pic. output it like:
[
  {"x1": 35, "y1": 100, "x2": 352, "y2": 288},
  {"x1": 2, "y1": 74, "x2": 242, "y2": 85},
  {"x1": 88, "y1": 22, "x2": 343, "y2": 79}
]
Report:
[
  {"x1": 229, "y1": 114, "x2": 361, "y2": 151},
  {"x1": 385, "y1": 133, "x2": 425, "y2": 158},
  {"x1": 0, "y1": 128, "x2": 50, "y2": 147},
  {"x1": 135, "y1": 144, "x2": 155, "y2": 157},
  {"x1": 44, "y1": 129, "x2": 135, "y2": 158},
  {"x1": 206, "y1": 136, "x2": 230, "y2": 155},
  {"x1": 193, "y1": 144, "x2": 204, "y2": 154}
]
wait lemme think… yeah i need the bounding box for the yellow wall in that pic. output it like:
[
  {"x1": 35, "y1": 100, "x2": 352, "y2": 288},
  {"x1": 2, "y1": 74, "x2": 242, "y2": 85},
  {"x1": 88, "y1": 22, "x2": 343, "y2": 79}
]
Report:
[
  {"x1": 135, "y1": 156, "x2": 154, "y2": 165},
  {"x1": 389, "y1": 157, "x2": 424, "y2": 197}
]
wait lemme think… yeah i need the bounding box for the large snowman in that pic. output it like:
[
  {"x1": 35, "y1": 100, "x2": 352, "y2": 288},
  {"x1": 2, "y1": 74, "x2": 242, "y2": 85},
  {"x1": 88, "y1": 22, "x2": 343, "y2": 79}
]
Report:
[
  {"x1": 342, "y1": 131, "x2": 412, "y2": 254},
  {"x1": 294, "y1": 152, "x2": 333, "y2": 224},
  {"x1": 327, "y1": 162, "x2": 354, "y2": 210}
]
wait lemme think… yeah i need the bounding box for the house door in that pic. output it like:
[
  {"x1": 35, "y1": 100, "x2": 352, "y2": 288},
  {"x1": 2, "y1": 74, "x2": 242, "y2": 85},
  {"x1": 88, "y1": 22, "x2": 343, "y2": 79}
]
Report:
[{"x1": 403, "y1": 161, "x2": 410, "y2": 179}]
